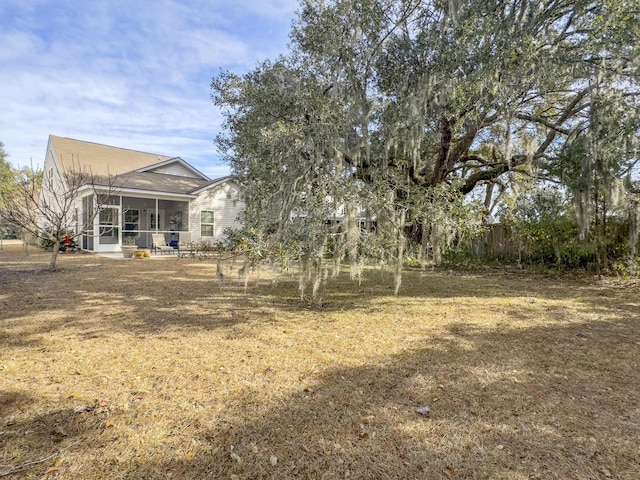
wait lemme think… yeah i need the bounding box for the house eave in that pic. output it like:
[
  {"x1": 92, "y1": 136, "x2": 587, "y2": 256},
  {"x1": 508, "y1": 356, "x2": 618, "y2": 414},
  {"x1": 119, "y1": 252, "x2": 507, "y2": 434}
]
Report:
[{"x1": 189, "y1": 176, "x2": 236, "y2": 195}]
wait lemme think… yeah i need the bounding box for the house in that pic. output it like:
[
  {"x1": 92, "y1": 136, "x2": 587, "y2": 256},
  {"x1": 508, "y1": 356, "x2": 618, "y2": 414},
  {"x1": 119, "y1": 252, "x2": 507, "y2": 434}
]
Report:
[{"x1": 42, "y1": 135, "x2": 243, "y2": 253}]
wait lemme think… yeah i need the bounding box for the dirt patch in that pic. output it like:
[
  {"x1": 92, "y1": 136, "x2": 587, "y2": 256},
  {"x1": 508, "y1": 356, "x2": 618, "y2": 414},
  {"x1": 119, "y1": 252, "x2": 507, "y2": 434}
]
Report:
[{"x1": 1, "y1": 244, "x2": 639, "y2": 479}]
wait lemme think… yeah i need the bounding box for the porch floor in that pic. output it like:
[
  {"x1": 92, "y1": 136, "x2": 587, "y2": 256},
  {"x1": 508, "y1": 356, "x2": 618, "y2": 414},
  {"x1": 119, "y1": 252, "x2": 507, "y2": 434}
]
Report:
[{"x1": 94, "y1": 249, "x2": 180, "y2": 259}]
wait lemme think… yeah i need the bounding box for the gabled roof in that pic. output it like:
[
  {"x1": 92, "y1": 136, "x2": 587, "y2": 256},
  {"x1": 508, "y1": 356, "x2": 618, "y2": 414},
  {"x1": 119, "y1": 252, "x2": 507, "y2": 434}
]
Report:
[
  {"x1": 135, "y1": 157, "x2": 209, "y2": 180},
  {"x1": 49, "y1": 135, "x2": 175, "y2": 177},
  {"x1": 49, "y1": 135, "x2": 235, "y2": 197},
  {"x1": 189, "y1": 175, "x2": 236, "y2": 195},
  {"x1": 90, "y1": 172, "x2": 233, "y2": 196},
  {"x1": 96, "y1": 171, "x2": 211, "y2": 196}
]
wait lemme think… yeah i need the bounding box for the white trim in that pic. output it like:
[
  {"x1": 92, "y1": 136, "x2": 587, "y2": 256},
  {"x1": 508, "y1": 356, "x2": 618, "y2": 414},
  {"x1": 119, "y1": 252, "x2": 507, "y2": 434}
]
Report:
[
  {"x1": 200, "y1": 209, "x2": 215, "y2": 237},
  {"x1": 77, "y1": 184, "x2": 196, "y2": 200}
]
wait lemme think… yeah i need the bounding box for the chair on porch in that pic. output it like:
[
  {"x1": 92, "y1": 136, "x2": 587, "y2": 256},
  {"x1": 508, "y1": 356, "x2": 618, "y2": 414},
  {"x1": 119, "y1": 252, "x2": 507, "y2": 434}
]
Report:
[
  {"x1": 177, "y1": 232, "x2": 193, "y2": 254},
  {"x1": 152, "y1": 234, "x2": 175, "y2": 255}
]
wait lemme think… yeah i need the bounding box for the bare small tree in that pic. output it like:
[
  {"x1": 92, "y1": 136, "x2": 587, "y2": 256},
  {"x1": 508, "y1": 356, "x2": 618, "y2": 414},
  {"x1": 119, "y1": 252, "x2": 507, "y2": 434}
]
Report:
[{"x1": 0, "y1": 161, "x2": 118, "y2": 270}]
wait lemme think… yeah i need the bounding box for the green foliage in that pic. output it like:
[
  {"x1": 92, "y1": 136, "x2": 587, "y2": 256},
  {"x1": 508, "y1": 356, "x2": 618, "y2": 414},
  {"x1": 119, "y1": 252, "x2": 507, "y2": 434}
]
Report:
[
  {"x1": 0, "y1": 143, "x2": 23, "y2": 240},
  {"x1": 212, "y1": 0, "x2": 640, "y2": 292},
  {"x1": 40, "y1": 230, "x2": 77, "y2": 251},
  {"x1": 0, "y1": 142, "x2": 17, "y2": 206},
  {"x1": 0, "y1": 144, "x2": 42, "y2": 208},
  {"x1": 498, "y1": 186, "x2": 639, "y2": 273}
]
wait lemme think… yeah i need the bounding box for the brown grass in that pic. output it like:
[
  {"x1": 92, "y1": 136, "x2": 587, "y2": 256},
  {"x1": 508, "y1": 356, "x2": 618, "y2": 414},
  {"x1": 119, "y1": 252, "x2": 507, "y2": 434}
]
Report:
[{"x1": 0, "y1": 242, "x2": 639, "y2": 479}]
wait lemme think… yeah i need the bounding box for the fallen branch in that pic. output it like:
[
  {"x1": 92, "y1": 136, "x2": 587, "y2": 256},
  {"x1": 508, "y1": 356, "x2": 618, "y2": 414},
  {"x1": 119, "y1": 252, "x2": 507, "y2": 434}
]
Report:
[
  {"x1": 0, "y1": 452, "x2": 59, "y2": 477},
  {"x1": 0, "y1": 441, "x2": 79, "y2": 477}
]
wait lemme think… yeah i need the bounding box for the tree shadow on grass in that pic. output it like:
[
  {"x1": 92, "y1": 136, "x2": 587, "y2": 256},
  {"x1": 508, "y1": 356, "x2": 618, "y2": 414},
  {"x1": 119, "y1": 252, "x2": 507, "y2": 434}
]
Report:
[
  {"x1": 0, "y1": 390, "x2": 109, "y2": 477},
  {"x1": 120, "y1": 316, "x2": 639, "y2": 480},
  {"x1": 1, "y1": 259, "x2": 638, "y2": 478},
  {"x1": 2, "y1": 258, "x2": 638, "y2": 349}
]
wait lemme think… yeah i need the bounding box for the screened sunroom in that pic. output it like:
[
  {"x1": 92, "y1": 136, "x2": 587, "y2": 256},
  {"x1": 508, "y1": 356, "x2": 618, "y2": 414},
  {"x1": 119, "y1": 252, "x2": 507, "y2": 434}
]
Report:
[{"x1": 81, "y1": 193, "x2": 190, "y2": 253}]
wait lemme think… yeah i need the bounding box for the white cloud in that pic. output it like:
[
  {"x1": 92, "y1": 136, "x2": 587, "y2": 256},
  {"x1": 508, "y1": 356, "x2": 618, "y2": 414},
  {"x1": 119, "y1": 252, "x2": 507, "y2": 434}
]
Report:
[{"x1": 0, "y1": 0, "x2": 298, "y2": 177}]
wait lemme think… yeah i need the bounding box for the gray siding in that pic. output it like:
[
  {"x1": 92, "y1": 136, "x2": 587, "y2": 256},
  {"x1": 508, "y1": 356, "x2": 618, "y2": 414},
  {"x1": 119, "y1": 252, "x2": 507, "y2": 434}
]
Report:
[
  {"x1": 189, "y1": 182, "x2": 244, "y2": 244},
  {"x1": 149, "y1": 163, "x2": 199, "y2": 178},
  {"x1": 41, "y1": 140, "x2": 71, "y2": 228}
]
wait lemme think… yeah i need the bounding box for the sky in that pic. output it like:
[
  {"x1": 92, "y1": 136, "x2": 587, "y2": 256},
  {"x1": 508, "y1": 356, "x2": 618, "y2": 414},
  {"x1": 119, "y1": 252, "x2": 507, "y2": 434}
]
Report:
[{"x1": 0, "y1": 0, "x2": 299, "y2": 179}]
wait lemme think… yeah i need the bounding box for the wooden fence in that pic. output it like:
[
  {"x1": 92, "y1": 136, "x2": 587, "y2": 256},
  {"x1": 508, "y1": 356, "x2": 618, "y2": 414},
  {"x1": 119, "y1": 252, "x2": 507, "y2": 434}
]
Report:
[{"x1": 469, "y1": 224, "x2": 519, "y2": 259}]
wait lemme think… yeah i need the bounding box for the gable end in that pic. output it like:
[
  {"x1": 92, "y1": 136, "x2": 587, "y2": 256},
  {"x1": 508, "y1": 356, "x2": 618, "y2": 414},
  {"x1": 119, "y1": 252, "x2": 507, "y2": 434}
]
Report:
[{"x1": 137, "y1": 157, "x2": 209, "y2": 180}]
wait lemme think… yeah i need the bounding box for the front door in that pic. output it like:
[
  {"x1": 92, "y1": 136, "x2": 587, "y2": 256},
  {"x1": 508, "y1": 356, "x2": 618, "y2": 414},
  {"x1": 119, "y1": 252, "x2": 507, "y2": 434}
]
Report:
[{"x1": 148, "y1": 209, "x2": 165, "y2": 231}]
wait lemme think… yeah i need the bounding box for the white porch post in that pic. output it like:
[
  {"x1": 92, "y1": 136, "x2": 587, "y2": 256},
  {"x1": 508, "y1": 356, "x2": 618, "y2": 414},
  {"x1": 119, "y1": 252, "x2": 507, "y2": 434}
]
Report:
[{"x1": 119, "y1": 195, "x2": 123, "y2": 245}]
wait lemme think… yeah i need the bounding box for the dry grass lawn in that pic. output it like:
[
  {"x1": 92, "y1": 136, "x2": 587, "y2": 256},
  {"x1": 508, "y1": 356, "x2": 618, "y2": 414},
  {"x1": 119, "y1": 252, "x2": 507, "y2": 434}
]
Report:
[{"x1": 1, "y1": 242, "x2": 639, "y2": 479}]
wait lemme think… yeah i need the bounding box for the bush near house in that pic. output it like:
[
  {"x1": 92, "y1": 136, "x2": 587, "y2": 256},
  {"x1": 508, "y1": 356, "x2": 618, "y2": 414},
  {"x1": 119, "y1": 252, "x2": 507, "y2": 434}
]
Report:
[{"x1": 40, "y1": 230, "x2": 77, "y2": 252}]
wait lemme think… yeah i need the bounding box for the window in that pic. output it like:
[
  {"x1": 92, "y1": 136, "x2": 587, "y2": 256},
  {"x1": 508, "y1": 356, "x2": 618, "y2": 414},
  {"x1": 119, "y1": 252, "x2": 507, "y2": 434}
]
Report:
[
  {"x1": 150, "y1": 212, "x2": 160, "y2": 230},
  {"x1": 99, "y1": 207, "x2": 116, "y2": 225},
  {"x1": 124, "y1": 209, "x2": 139, "y2": 232},
  {"x1": 201, "y1": 210, "x2": 214, "y2": 236}
]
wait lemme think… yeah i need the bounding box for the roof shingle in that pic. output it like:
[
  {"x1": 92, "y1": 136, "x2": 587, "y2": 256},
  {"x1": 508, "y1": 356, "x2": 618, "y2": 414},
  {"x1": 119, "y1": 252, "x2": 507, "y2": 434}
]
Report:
[{"x1": 50, "y1": 135, "x2": 174, "y2": 177}]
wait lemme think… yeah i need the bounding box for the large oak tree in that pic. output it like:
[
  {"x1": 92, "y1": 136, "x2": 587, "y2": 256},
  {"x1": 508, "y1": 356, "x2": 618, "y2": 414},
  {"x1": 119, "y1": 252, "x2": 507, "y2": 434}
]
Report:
[{"x1": 213, "y1": 0, "x2": 640, "y2": 296}]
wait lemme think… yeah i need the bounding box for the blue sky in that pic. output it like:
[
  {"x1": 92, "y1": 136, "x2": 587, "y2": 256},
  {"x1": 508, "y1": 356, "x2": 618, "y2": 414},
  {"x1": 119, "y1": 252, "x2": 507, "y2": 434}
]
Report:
[{"x1": 0, "y1": 0, "x2": 298, "y2": 178}]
